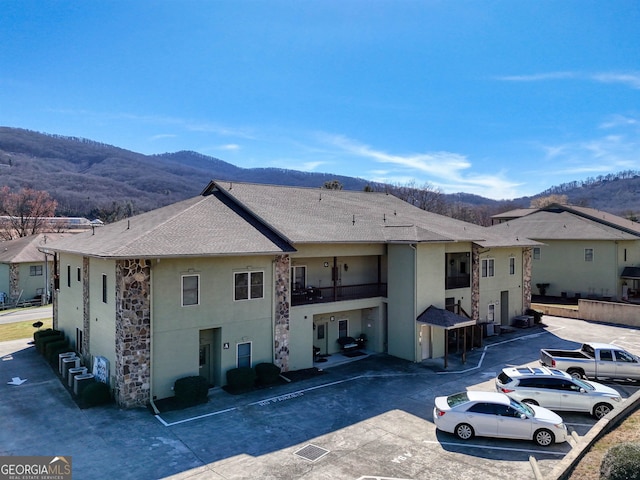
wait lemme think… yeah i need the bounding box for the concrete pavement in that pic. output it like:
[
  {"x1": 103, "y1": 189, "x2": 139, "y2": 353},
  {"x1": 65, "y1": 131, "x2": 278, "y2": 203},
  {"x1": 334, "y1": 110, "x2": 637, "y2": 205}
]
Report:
[{"x1": 1, "y1": 315, "x2": 639, "y2": 479}]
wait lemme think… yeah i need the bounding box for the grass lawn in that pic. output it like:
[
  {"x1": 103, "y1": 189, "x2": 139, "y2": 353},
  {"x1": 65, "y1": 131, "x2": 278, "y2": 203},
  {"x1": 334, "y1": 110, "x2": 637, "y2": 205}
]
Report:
[
  {"x1": 0, "y1": 317, "x2": 53, "y2": 342},
  {"x1": 568, "y1": 406, "x2": 640, "y2": 479}
]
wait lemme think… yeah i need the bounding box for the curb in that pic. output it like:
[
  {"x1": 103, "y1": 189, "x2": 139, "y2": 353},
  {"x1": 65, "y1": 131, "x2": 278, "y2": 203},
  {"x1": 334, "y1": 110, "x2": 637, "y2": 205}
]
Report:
[{"x1": 548, "y1": 387, "x2": 640, "y2": 479}]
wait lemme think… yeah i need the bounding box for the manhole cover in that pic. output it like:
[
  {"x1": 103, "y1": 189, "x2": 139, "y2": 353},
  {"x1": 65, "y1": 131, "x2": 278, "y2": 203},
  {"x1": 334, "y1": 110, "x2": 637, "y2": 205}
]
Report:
[{"x1": 293, "y1": 444, "x2": 330, "y2": 462}]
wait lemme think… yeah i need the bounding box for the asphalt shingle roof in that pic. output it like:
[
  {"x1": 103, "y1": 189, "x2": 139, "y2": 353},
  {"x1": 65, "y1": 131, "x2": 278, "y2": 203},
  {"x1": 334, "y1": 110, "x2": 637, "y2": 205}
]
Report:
[
  {"x1": 44, "y1": 181, "x2": 538, "y2": 258},
  {"x1": 0, "y1": 233, "x2": 73, "y2": 263},
  {"x1": 490, "y1": 208, "x2": 640, "y2": 241}
]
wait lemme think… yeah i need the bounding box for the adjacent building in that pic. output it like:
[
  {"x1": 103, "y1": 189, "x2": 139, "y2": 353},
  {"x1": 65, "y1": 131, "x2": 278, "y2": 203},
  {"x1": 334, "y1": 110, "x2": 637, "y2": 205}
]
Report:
[
  {"x1": 43, "y1": 181, "x2": 538, "y2": 408},
  {"x1": 491, "y1": 204, "x2": 640, "y2": 301}
]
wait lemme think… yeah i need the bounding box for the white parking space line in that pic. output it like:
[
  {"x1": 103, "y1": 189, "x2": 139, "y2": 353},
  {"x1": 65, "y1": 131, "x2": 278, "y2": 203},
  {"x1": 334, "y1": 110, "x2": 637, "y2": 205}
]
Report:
[{"x1": 423, "y1": 440, "x2": 567, "y2": 456}]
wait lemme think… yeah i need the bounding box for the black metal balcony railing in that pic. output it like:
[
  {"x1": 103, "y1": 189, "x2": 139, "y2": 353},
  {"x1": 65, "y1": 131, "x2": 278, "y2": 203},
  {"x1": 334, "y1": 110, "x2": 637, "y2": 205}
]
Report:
[
  {"x1": 446, "y1": 274, "x2": 470, "y2": 290},
  {"x1": 291, "y1": 283, "x2": 388, "y2": 306}
]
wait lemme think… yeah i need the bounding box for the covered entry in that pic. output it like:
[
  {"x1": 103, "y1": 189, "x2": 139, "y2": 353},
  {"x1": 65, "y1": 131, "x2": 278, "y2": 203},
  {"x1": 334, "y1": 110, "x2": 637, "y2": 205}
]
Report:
[
  {"x1": 621, "y1": 267, "x2": 640, "y2": 301},
  {"x1": 417, "y1": 305, "x2": 477, "y2": 368}
]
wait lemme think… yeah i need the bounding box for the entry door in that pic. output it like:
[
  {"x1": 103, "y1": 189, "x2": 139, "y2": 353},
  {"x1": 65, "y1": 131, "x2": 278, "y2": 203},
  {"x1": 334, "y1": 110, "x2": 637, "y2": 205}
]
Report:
[
  {"x1": 500, "y1": 291, "x2": 509, "y2": 326},
  {"x1": 420, "y1": 324, "x2": 431, "y2": 360},
  {"x1": 199, "y1": 344, "x2": 213, "y2": 387},
  {"x1": 314, "y1": 322, "x2": 329, "y2": 355}
]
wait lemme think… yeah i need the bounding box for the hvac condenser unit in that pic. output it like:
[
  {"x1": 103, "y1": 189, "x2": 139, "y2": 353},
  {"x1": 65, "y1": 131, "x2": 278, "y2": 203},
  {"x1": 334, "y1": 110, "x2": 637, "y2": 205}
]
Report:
[
  {"x1": 73, "y1": 373, "x2": 95, "y2": 396},
  {"x1": 58, "y1": 352, "x2": 76, "y2": 375},
  {"x1": 68, "y1": 367, "x2": 88, "y2": 388},
  {"x1": 62, "y1": 356, "x2": 80, "y2": 380}
]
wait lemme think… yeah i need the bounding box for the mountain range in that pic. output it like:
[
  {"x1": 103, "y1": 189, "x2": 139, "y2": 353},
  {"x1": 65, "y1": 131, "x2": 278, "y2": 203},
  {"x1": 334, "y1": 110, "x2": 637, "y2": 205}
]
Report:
[{"x1": 0, "y1": 126, "x2": 638, "y2": 222}]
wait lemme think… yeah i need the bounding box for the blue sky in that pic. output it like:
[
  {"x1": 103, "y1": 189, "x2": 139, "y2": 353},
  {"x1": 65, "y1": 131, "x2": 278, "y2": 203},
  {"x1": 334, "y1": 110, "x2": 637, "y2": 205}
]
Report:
[{"x1": 1, "y1": 1, "x2": 639, "y2": 200}]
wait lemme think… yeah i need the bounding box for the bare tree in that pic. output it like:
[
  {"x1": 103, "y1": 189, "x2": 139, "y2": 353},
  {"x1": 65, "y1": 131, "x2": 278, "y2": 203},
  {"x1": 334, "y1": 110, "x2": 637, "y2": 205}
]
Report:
[
  {"x1": 0, "y1": 187, "x2": 58, "y2": 239},
  {"x1": 530, "y1": 194, "x2": 569, "y2": 208}
]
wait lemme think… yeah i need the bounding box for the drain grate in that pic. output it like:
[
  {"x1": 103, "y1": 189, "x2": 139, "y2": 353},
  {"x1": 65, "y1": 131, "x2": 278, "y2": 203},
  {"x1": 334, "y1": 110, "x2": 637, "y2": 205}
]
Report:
[{"x1": 293, "y1": 444, "x2": 330, "y2": 462}]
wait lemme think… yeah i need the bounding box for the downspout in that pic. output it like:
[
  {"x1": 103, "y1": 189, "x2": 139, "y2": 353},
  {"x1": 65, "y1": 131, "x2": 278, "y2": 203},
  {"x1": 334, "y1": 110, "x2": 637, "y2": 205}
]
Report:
[
  {"x1": 148, "y1": 263, "x2": 160, "y2": 415},
  {"x1": 271, "y1": 257, "x2": 277, "y2": 365},
  {"x1": 409, "y1": 244, "x2": 418, "y2": 363}
]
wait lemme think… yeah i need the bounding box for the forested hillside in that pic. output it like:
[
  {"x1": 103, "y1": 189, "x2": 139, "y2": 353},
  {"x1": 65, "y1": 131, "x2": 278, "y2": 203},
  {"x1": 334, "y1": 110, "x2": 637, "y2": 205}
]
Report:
[{"x1": 1, "y1": 127, "x2": 638, "y2": 222}]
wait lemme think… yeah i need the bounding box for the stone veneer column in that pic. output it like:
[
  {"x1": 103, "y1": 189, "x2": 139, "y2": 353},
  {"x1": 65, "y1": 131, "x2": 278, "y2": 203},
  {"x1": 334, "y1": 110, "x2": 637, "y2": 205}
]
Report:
[
  {"x1": 471, "y1": 245, "x2": 480, "y2": 322},
  {"x1": 9, "y1": 264, "x2": 19, "y2": 302},
  {"x1": 273, "y1": 254, "x2": 291, "y2": 372},
  {"x1": 114, "y1": 259, "x2": 151, "y2": 408},
  {"x1": 82, "y1": 257, "x2": 90, "y2": 360},
  {"x1": 522, "y1": 248, "x2": 532, "y2": 310}
]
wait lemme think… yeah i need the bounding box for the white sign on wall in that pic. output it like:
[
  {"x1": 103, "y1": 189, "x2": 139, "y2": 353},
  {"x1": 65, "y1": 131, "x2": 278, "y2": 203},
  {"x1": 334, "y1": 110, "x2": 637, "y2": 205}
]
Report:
[{"x1": 92, "y1": 356, "x2": 109, "y2": 384}]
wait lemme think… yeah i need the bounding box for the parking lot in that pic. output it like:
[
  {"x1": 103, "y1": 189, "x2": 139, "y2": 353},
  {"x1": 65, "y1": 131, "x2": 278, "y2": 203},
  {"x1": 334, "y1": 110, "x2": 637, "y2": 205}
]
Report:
[{"x1": 2, "y1": 315, "x2": 640, "y2": 479}]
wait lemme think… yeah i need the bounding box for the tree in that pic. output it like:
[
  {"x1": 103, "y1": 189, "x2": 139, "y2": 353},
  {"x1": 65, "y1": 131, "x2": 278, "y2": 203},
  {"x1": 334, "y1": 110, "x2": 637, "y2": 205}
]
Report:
[
  {"x1": 0, "y1": 187, "x2": 58, "y2": 239},
  {"x1": 530, "y1": 194, "x2": 569, "y2": 208},
  {"x1": 322, "y1": 180, "x2": 343, "y2": 190}
]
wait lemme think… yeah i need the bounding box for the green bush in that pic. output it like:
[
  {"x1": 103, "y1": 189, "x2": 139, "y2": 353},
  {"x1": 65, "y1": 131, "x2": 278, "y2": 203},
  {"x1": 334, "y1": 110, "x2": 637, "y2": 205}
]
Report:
[
  {"x1": 81, "y1": 381, "x2": 112, "y2": 407},
  {"x1": 45, "y1": 339, "x2": 69, "y2": 362},
  {"x1": 226, "y1": 367, "x2": 257, "y2": 393},
  {"x1": 600, "y1": 442, "x2": 640, "y2": 480},
  {"x1": 255, "y1": 362, "x2": 281, "y2": 385},
  {"x1": 173, "y1": 376, "x2": 209, "y2": 406},
  {"x1": 34, "y1": 328, "x2": 59, "y2": 343},
  {"x1": 36, "y1": 331, "x2": 63, "y2": 354}
]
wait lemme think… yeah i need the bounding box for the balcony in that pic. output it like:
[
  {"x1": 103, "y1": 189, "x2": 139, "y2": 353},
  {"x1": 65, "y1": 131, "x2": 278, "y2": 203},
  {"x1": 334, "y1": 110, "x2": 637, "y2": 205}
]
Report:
[
  {"x1": 291, "y1": 283, "x2": 388, "y2": 306},
  {"x1": 446, "y1": 274, "x2": 470, "y2": 290}
]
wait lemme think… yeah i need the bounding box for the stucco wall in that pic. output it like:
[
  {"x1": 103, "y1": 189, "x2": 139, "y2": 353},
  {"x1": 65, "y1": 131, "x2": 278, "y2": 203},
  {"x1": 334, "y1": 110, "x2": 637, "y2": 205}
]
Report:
[
  {"x1": 387, "y1": 244, "x2": 416, "y2": 361},
  {"x1": 578, "y1": 299, "x2": 640, "y2": 327},
  {"x1": 533, "y1": 240, "x2": 619, "y2": 299}
]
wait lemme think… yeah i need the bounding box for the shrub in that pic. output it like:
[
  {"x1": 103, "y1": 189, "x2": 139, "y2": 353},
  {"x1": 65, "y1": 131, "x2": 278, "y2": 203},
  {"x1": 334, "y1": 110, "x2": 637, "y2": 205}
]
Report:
[
  {"x1": 36, "y1": 331, "x2": 63, "y2": 354},
  {"x1": 45, "y1": 339, "x2": 69, "y2": 362},
  {"x1": 600, "y1": 442, "x2": 640, "y2": 480},
  {"x1": 255, "y1": 362, "x2": 281, "y2": 386},
  {"x1": 34, "y1": 328, "x2": 59, "y2": 343},
  {"x1": 226, "y1": 367, "x2": 257, "y2": 393},
  {"x1": 81, "y1": 381, "x2": 112, "y2": 407},
  {"x1": 173, "y1": 376, "x2": 209, "y2": 406}
]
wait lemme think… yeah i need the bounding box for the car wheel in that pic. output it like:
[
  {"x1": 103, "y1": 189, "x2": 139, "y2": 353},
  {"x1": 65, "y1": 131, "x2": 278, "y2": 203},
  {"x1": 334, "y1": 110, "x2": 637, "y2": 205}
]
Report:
[
  {"x1": 567, "y1": 368, "x2": 584, "y2": 380},
  {"x1": 455, "y1": 423, "x2": 474, "y2": 441},
  {"x1": 593, "y1": 403, "x2": 612, "y2": 419},
  {"x1": 534, "y1": 428, "x2": 554, "y2": 447},
  {"x1": 522, "y1": 399, "x2": 539, "y2": 406}
]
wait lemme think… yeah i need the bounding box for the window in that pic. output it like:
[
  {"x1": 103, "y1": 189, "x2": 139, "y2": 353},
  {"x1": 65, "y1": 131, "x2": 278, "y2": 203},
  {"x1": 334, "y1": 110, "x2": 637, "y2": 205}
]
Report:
[
  {"x1": 338, "y1": 319, "x2": 348, "y2": 338},
  {"x1": 291, "y1": 265, "x2": 306, "y2": 291},
  {"x1": 237, "y1": 342, "x2": 252, "y2": 368},
  {"x1": 509, "y1": 257, "x2": 515, "y2": 275},
  {"x1": 67, "y1": 265, "x2": 71, "y2": 288},
  {"x1": 317, "y1": 324, "x2": 325, "y2": 340},
  {"x1": 616, "y1": 350, "x2": 636, "y2": 363},
  {"x1": 182, "y1": 274, "x2": 199, "y2": 306},
  {"x1": 599, "y1": 350, "x2": 614, "y2": 361},
  {"x1": 585, "y1": 248, "x2": 594, "y2": 262},
  {"x1": 481, "y1": 258, "x2": 495, "y2": 278},
  {"x1": 488, "y1": 303, "x2": 495, "y2": 321},
  {"x1": 30, "y1": 265, "x2": 43, "y2": 276},
  {"x1": 77, "y1": 267, "x2": 81, "y2": 282},
  {"x1": 102, "y1": 274, "x2": 107, "y2": 303},
  {"x1": 468, "y1": 402, "x2": 499, "y2": 415},
  {"x1": 234, "y1": 271, "x2": 264, "y2": 301},
  {"x1": 533, "y1": 247, "x2": 541, "y2": 260}
]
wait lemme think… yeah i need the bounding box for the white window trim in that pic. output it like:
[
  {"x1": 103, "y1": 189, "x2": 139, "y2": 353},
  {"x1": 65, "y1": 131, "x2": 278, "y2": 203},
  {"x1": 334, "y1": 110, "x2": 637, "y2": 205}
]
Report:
[
  {"x1": 291, "y1": 265, "x2": 307, "y2": 290},
  {"x1": 481, "y1": 258, "x2": 495, "y2": 278},
  {"x1": 488, "y1": 303, "x2": 496, "y2": 322},
  {"x1": 181, "y1": 274, "x2": 200, "y2": 307},
  {"x1": 234, "y1": 271, "x2": 264, "y2": 301}
]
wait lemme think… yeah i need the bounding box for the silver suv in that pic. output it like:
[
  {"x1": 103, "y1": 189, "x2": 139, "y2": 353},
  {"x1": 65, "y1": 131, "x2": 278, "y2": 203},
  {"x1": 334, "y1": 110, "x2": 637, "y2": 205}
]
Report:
[{"x1": 496, "y1": 366, "x2": 622, "y2": 419}]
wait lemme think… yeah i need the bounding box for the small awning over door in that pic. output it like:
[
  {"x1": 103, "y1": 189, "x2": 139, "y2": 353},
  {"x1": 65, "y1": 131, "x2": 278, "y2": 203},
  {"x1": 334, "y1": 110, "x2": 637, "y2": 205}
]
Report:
[
  {"x1": 621, "y1": 267, "x2": 640, "y2": 279},
  {"x1": 417, "y1": 305, "x2": 477, "y2": 368}
]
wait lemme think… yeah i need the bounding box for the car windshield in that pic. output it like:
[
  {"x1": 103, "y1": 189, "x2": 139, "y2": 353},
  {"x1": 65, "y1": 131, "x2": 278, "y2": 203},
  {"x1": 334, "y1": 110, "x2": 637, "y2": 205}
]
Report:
[
  {"x1": 509, "y1": 397, "x2": 533, "y2": 416},
  {"x1": 447, "y1": 392, "x2": 470, "y2": 407},
  {"x1": 573, "y1": 378, "x2": 594, "y2": 391}
]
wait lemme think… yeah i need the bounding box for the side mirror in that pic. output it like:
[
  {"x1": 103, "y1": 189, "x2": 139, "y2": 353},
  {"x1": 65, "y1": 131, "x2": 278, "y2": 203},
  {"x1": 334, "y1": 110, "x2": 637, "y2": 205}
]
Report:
[
  {"x1": 520, "y1": 413, "x2": 527, "y2": 420},
  {"x1": 579, "y1": 387, "x2": 586, "y2": 393}
]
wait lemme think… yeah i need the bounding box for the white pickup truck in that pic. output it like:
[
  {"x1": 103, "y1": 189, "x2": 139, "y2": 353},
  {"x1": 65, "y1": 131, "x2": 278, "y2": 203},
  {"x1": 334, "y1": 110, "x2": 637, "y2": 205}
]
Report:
[{"x1": 540, "y1": 342, "x2": 640, "y2": 381}]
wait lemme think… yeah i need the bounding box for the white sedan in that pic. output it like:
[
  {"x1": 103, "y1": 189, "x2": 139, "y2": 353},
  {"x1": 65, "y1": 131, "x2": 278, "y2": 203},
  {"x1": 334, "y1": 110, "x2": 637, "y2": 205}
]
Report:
[{"x1": 433, "y1": 391, "x2": 568, "y2": 447}]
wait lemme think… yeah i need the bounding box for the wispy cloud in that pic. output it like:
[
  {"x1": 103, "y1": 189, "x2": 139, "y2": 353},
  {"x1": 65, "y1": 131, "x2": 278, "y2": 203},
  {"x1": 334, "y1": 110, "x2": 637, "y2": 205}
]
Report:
[
  {"x1": 149, "y1": 134, "x2": 177, "y2": 141},
  {"x1": 319, "y1": 133, "x2": 521, "y2": 199},
  {"x1": 496, "y1": 71, "x2": 640, "y2": 90}
]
